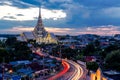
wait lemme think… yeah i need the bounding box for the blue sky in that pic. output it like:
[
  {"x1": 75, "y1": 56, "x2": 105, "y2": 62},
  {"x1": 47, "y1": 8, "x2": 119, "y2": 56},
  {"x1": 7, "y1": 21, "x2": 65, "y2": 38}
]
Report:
[{"x1": 0, "y1": 0, "x2": 120, "y2": 35}]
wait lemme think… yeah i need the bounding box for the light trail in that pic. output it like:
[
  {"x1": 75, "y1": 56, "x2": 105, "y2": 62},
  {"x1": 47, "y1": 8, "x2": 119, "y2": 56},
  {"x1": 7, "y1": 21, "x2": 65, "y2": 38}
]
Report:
[
  {"x1": 48, "y1": 60, "x2": 70, "y2": 80},
  {"x1": 66, "y1": 60, "x2": 84, "y2": 80},
  {"x1": 33, "y1": 48, "x2": 85, "y2": 80},
  {"x1": 34, "y1": 49, "x2": 70, "y2": 80}
]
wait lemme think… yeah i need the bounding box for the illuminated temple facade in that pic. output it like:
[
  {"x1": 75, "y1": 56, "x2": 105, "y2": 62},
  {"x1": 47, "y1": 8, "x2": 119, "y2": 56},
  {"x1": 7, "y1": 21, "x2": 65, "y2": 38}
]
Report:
[
  {"x1": 90, "y1": 68, "x2": 107, "y2": 80},
  {"x1": 17, "y1": 7, "x2": 58, "y2": 44}
]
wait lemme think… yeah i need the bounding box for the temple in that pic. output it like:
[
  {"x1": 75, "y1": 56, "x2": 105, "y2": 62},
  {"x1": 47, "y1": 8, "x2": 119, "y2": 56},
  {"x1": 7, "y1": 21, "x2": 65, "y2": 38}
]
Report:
[
  {"x1": 33, "y1": 6, "x2": 47, "y2": 38},
  {"x1": 17, "y1": 6, "x2": 58, "y2": 44},
  {"x1": 90, "y1": 68, "x2": 107, "y2": 80}
]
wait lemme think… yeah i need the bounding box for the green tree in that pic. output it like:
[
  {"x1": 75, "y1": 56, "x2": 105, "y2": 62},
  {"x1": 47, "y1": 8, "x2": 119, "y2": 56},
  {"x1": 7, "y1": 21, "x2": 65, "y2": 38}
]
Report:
[
  {"x1": 0, "y1": 48, "x2": 9, "y2": 63},
  {"x1": 75, "y1": 54, "x2": 83, "y2": 60},
  {"x1": 5, "y1": 37, "x2": 17, "y2": 46},
  {"x1": 13, "y1": 42, "x2": 32, "y2": 60},
  {"x1": 105, "y1": 50, "x2": 120, "y2": 71},
  {"x1": 94, "y1": 39, "x2": 100, "y2": 47},
  {"x1": 83, "y1": 43, "x2": 96, "y2": 56},
  {"x1": 86, "y1": 62, "x2": 99, "y2": 71}
]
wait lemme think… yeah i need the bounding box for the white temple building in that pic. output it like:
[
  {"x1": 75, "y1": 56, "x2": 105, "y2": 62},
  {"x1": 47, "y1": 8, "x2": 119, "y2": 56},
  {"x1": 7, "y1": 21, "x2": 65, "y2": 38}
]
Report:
[{"x1": 17, "y1": 6, "x2": 58, "y2": 44}]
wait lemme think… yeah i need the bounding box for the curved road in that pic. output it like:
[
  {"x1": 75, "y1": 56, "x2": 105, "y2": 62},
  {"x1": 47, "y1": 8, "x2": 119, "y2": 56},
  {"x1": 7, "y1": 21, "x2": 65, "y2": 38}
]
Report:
[
  {"x1": 33, "y1": 48, "x2": 86, "y2": 80},
  {"x1": 67, "y1": 60, "x2": 84, "y2": 80},
  {"x1": 48, "y1": 60, "x2": 70, "y2": 80},
  {"x1": 48, "y1": 59, "x2": 86, "y2": 80},
  {"x1": 58, "y1": 59, "x2": 85, "y2": 80}
]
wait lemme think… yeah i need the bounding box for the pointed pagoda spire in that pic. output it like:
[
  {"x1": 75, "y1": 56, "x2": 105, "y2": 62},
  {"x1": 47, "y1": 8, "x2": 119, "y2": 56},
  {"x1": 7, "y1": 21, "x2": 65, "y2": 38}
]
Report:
[
  {"x1": 39, "y1": 4, "x2": 41, "y2": 18},
  {"x1": 37, "y1": 4, "x2": 43, "y2": 27},
  {"x1": 33, "y1": 2, "x2": 47, "y2": 37}
]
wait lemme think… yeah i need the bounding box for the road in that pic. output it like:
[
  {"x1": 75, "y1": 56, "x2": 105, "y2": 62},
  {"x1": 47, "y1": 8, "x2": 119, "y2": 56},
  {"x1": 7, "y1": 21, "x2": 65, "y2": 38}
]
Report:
[
  {"x1": 58, "y1": 59, "x2": 85, "y2": 80},
  {"x1": 33, "y1": 48, "x2": 71, "y2": 80},
  {"x1": 57, "y1": 60, "x2": 78, "y2": 80},
  {"x1": 48, "y1": 60, "x2": 70, "y2": 80},
  {"x1": 67, "y1": 60, "x2": 83, "y2": 80},
  {"x1": 48, "y1": 59, "x2": 87, "y2": 80},
  {"x1": 33, "y1": 47, "x2": 87, "y2": 80},
  {"x1": 77, "y1": 60, "x2": 88, "y2": 79}
]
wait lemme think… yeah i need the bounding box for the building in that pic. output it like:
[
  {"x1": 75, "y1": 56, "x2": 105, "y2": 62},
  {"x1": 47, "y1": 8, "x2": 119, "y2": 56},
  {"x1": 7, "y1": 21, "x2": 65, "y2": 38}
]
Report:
[
  {"x1": 90, "y1": 68, "x2": 107, "y2": 80},
  {"x1": 17, "y1": 6, "x2": 58, "y2": 44}
]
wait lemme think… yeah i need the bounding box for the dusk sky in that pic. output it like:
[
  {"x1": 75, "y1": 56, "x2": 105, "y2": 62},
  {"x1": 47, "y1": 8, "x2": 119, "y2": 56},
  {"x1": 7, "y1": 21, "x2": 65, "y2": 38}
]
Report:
[{"x1": 0, "y1": 0, "x2": 120, "y2": 35}]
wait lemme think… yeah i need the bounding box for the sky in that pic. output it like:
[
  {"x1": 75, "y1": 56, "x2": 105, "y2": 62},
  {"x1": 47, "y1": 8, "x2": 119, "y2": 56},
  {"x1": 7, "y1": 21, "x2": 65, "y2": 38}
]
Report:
[{"x1": 0, "y1": 0, "x2": 120, "y2": 35}]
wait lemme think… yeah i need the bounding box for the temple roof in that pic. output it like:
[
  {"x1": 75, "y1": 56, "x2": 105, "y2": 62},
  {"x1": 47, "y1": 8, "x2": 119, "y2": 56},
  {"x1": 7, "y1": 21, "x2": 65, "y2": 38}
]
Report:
[{"x1": 33, "y1": 5, "x2": 47, "y2": 38}]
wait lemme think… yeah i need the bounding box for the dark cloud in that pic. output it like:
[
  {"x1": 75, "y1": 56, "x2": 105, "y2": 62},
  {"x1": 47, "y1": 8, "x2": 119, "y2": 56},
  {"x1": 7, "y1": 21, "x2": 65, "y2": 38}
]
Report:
[
  {"x1": 0, "y1": 0, "x2": 120, "y2": 34},
  {"x1": 0, "y1": 20, "x2": 36, "y2": 29},
  {"x1": 75, "y1": 0, "x2": 120, "y2": 9}
]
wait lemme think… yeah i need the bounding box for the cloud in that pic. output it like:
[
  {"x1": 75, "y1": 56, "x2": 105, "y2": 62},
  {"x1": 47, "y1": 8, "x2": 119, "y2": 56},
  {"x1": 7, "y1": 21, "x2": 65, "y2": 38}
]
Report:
[
  {"x1": 49, "y1": 0, "x2": 72, "y2": 3},
  {"x1": 0, "y1": 1, "x2": 12, "y2": 5},
  {"x1": 46, "y1": 27, "x2": 74, "y2": 34},
  {"x1": 0, "y1": 0, "x2": 120, "y2": 31},
  {"x1": 12, "y1": 0, "x2": 35, "y2": 7},
  {"x1": 0, "y1": 0, "x2": 36, "y2": 8},
  {"x1": 0, "y1": 1, "x2": 66, "y2": 21},
  {"x1": 60, "y1": 2, "x2": 90, "y2": 24},
  {"x1": 0, "y1": 26, "x2": 73, "y2": 34},
  {"x1": 0, "y1": 26, "x2": 34, "y2": 34},
  {"x1": 100, "y1": 7, "x2": 120, "y2": 18},
  {"x1": 75, "y1": 0, "x2": 120, "y2": 9},
  {"x1": 78, "y1": 25, "x2": 120, "y2": 35},
  {"x1": 42, "y1": 9, "x2": 66, "y2": 20},
  {"x1": 0, "y1": 25, "x2": 120, "y2": 35}
]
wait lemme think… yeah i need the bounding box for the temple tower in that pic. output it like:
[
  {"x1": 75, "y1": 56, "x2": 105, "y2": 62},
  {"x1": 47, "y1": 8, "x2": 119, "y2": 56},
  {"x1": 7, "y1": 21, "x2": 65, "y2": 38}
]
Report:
[
  {"x1": 17, "y1": 2, "x2": 58, "y2": 44},
  {"x1": 33, "y1": 5, "x2": 47, "y2": 38}
]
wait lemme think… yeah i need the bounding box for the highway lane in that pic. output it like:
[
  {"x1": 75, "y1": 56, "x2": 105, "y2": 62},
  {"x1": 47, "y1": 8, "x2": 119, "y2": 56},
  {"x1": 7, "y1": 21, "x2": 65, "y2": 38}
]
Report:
[
  {"x1": 66, "y1": 60, "x2": 84, "y2": 80},
  {"x1": 33, "y1": 47, "x2": 86, "y2": 80},
  {"x1": 58, "y1": 61, "x2": 77, "y2": 80},
  {"x1": 33, "y1": 48, "x2": 71, "y2": 80},
  {"x1": 77, "y1": 60, "x2": 88, "y2": 79},
  {"x1": 34, "y1": 50, "x2": 71, "y2": 80},
  {"x1": 47, "y1": 60, "x2": 70, "y2": 80},
  {"x1": 58, "y1": 59, "x2": 85, "y2": 80}
]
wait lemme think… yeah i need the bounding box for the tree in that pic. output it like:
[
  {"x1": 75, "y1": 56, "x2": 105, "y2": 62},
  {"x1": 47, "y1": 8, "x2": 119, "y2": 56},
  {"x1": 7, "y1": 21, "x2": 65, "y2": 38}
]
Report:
[
  {"x1": 105, "y1": 50, "x2": 120, "y2": 71},
  {"x1": 94, "y1": 39, "x2": 100, "y2": 47},
  {"x1": 5, "y1": 37, "x2": 17, "y2": 46},
  {"x1": 83, "y1": 43, "x2": 96, "y2": 56},
  {"x1": 12, "y1": 42, "x2": 32, "y2": 60},
  {"x1": 0, "y1": 48, "x2": 9, "y2": 63},
  {"x1": 105, "y1": 44, "x2": 119, "y2": 52},
  {"x1": 86, "y1": 62, "x2": 99, "y2": 71},
  {"x1": 75, "y1": 54, "x2": 83, "y2": 60}
]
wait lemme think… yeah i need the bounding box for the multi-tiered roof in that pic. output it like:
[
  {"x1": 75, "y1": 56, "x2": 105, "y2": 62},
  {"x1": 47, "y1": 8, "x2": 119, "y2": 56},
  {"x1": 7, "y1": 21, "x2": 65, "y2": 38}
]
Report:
[
  {"x1": 33, "y1": 6, "x2": 47, "y2": 38},
  {"x1": 17, "y1": 5, "x2": 58, "y2": 44}
]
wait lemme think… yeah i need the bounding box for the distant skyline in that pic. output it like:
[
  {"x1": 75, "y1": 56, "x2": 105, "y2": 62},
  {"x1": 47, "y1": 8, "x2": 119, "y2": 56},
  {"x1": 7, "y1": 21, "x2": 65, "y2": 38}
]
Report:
[{"x1": 0, "y1": 0, "x2": 120, "y2": 35}]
